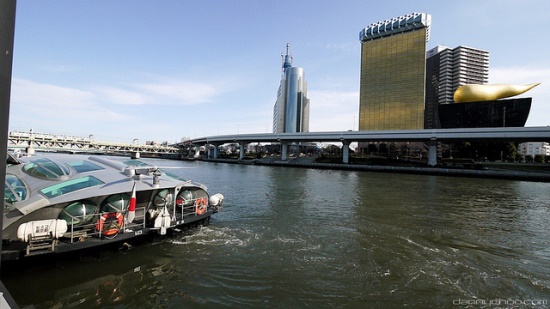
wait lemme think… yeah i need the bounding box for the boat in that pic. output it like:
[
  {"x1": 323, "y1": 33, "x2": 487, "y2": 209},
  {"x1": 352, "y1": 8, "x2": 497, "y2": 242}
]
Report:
[{"x1": 2, "y1": 152, "x2": 223, "y2": 261}]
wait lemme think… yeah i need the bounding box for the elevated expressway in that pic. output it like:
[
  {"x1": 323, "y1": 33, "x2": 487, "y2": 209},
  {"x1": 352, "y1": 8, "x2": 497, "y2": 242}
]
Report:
[
  {"x1": 8, "y1": 132, "x2": 179, "y2": 156},
  {"x1": 182, "y1": 127, "x2": 550, "y2": 166}
]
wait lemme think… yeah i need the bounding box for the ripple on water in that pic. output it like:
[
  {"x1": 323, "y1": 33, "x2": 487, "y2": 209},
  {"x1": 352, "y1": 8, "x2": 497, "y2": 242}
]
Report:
[{"x1": 171, "y1": 226, "x2": 258, "y2": 247}]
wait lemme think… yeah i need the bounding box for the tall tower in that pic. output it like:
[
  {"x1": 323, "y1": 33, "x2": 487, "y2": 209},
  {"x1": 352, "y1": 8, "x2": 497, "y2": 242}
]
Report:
[
  {"x1": 273, "y1": 43, "x2": 310, "y2": 133},
  {"x1": 425, "y1": 45, "x2": 489, "y2": 128},
  {"x1": 358, "y1": 12, "x2": 431, "y2": 131}
]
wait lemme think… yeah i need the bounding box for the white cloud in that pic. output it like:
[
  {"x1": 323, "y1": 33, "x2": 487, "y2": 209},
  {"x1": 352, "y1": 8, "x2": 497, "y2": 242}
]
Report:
[
  {"x1": 134, "y1": 80, "x2": 217, "y2": 105},
  {"x1": 308, "y1": 90, "x2": 358, "y2": 131},
  {"x1": 94, "y1": 86, "x2": 150, "y2": 106},
  {"x1": 93, "y1": 78, "x2": 219, "y2": 106},
  {"x1": 9, "y1": 78, "x2": 134, "y2": 137},
  {"x1": 12, "y1": 78, "x2": 95, "y2": 109},
  {"x1": 8, "y1": 77, "x2": 223, "y2": 142}
]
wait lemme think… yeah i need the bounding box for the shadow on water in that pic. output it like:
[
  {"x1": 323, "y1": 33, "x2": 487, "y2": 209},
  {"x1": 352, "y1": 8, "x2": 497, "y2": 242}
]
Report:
[{"x1": 1, "y1": 240, "x2": 178, "y2": 308}]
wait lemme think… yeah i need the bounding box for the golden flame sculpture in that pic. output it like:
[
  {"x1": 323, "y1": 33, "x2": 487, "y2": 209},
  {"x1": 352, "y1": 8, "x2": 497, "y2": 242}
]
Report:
[{"x1": 453, "y1": 83, "x2": 540, "y2": 103}]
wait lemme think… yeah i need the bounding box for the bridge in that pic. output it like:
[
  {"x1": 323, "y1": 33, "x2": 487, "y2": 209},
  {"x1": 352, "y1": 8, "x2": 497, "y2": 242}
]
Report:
[
  {"x1": 8, "y1": 131, "x2": 180, "y2": 156},
  {"x1": 181, "y1": 127, "x2": 550, "y2": 166}
]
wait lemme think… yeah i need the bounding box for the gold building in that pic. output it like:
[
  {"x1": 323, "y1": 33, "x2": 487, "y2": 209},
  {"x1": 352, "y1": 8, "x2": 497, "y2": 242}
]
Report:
[{"x1": 359, "y1": 13, "x2": 431, "y2": 130}]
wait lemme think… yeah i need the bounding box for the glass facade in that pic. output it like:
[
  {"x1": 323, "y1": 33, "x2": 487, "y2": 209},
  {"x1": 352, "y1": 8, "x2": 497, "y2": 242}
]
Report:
[
  {"x1": 359, "y1": 29, "x2": 428, "y2": 131},
  {"x1": 285, "y1": 67, "x2": 304, "y2": 133}
]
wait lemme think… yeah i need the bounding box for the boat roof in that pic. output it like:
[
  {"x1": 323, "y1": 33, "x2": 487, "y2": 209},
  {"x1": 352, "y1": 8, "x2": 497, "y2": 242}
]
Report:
[{"x1": 4, "y1": 153, "x2": 201, "y2": 215}]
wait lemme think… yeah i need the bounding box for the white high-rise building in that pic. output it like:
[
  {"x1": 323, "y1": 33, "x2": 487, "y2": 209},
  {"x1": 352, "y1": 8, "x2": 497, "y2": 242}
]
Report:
[
  {"x1": 519, "y1": 142, "x2": 550, "y2": 157},
  {"x1": 272, "y1": 44, "x2": 310, "y2": 133}
]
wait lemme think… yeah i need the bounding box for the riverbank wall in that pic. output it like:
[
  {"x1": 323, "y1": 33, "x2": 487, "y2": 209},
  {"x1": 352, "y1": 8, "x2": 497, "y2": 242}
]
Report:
[{"x1": 185, "y1": 157, "x2": 550, "y2": 182}]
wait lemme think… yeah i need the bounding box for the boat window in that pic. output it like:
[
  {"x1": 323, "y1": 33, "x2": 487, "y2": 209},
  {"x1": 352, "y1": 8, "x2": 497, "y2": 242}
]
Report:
[
  {"x1": 40, "y1": 176, "x2": 104, "y2": 199},
  {"x1": 123, "y1": 159, "x2": 148, "y2": 167},
  {"x1": 23, "y1": 157, "x2": 71, "y2": 179},
  {"x1": 4, "y1": 174, "x2": 27, "y2": 205},
  {"x1": 67, "y1": 160, "x2": 104, "y2": 173}
]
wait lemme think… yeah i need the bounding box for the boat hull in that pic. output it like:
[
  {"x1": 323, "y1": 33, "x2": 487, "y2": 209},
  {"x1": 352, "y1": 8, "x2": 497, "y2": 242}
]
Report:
[{"x1": 2, "y1": 210, "x2": 215, "y2": 261}]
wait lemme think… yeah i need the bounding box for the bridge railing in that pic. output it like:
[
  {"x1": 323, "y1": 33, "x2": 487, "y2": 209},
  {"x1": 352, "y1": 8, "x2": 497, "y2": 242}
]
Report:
[{"x1": 7, "y1": 131, "x2": 180, "y2": 154}]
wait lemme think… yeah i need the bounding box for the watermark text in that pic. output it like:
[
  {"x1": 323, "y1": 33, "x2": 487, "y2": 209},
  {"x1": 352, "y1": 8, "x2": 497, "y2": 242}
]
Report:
[{"x1": 453, "y1": 298, "x2": 547, "y2": 308}]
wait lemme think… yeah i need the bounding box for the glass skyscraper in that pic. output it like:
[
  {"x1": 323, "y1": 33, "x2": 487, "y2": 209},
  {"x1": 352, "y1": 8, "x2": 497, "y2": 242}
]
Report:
[
  {"x1": 273, "y1": 44, "x2": 310, "y2": 133},
  {"x1": 358, "y1": 13, "x2": 431, "y2": 131}
]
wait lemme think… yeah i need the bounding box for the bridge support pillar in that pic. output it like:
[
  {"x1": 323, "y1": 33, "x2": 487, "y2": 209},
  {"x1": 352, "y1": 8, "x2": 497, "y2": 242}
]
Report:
[
  {"x1": 239, "y1": 143, "x2": 245, "y2": 160},
  {"x1": 342, "y1": 141, "x2": 350, "y2": 164},
  {"x1": 212, "y1": 143, "x2": 219, "y2": 159},
  {"x1": 428, "y1": 139, "x2": 437, "y2": 167},
  {"x1": 26, "y1": 146, "x2": 35, "y2": 155},
  {"x1": 281, "y1": 143, "x2": 288, "y2": 160}
]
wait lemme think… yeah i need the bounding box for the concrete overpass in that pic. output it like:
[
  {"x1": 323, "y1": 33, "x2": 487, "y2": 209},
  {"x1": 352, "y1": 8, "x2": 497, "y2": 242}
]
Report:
[{"x1": 181, "y1": 127, "x2": 550, "y2": 166}]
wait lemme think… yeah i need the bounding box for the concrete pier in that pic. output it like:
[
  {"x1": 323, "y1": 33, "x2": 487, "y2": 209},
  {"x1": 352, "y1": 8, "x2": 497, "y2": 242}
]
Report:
[{"x1": 189, "y1": 156, "x2": 550, "y2": 183}]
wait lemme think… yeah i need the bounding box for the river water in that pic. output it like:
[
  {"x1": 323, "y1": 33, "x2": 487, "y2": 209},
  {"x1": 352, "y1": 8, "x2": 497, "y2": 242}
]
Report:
[{"x1": 3, "y1": 158, "x2": 550, "y2": 308}]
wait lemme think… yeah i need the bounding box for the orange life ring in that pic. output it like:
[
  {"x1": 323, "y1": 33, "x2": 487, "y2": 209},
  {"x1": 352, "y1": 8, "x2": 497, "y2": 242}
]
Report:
[
  {"x1": 195, "y1": 198, "x2": 207, "y2": 215},
  {"x1": 96, "y1": 212, "x2": 124, "y2": 237}
]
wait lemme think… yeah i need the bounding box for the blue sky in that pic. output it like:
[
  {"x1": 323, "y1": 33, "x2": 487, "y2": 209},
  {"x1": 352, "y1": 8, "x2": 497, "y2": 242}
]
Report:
[{"x1": 8, "y1": 0, "x2": 550, "y2": 144}]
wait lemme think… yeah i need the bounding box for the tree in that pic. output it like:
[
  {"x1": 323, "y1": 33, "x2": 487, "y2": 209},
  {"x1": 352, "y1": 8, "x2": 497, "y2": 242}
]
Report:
[{"x1": 506, "y1": 142, "x2": 518, "y2": 162}]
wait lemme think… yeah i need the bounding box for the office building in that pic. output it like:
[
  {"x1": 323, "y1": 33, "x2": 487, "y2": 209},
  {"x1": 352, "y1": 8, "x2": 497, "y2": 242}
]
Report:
[
  {"x1": 358, "y1": 12, "x2": 431, "y2": 131},
  {"x1": 519, "y1": 142, "x2": 550, "y2": 157},
  {"x1": 273, "y1": 44, "x2": 310, "y2": 133},
  {"x1": 425, "y1": 45, "x2": 489, "y2": 128}
]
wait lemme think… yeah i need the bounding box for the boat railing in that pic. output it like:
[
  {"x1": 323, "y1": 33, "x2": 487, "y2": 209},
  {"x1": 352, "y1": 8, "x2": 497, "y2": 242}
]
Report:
[
  {"x1": 66, "y1": 207, "x2": 147, "y2": 243},
  {"x1": 63, "y1": 197, "x2": 208, "y2": 242},
  {"x1": 177, "y1": 203, "x2": 197, "y2": 218},
  {"x1": 177, "y1": 197, "x2": 208, "y2": 219}
]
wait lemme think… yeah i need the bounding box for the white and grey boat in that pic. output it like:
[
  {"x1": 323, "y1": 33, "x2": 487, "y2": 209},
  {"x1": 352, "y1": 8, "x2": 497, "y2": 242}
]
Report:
[{"x1": 2, "y1": 152, "x2": 223, "y2": 261}]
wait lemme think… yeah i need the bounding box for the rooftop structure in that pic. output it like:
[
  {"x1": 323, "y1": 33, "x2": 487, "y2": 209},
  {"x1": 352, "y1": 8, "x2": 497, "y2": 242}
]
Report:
[{"x1": 359, "y1": 12, "x2": 431, "y2": 42}]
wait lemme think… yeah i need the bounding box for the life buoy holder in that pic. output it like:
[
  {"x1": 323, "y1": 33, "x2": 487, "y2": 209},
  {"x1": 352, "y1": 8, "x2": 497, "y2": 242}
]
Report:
[
  {"x1": 96, "y1": 212, "x2": 124, "y2": 237},
  {"x1": 195, "y1": 198, "x2": 208, "y2": 215}
]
